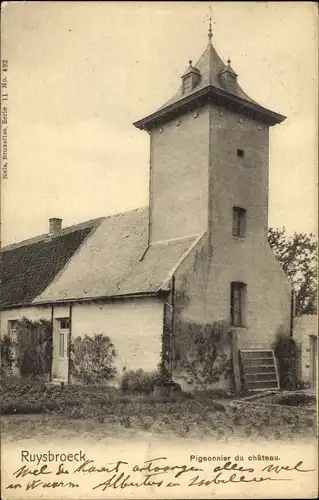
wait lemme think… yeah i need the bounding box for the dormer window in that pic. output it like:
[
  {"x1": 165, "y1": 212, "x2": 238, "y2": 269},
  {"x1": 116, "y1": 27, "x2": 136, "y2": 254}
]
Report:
[
  {"x1": 219, "y1": 59, "x2": 238, "y2": 93},
  {"x1": 183, "y1": 75, "x2": 192, "y2": 93},
  {"x1": 181, "y1": 60, "x2": 201, "y2": 95}
]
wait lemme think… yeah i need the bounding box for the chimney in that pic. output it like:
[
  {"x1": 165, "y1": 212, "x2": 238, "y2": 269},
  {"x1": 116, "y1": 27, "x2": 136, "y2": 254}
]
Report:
[{"x1": 49, "y1": 218, "x2": 62, "y2": 233}]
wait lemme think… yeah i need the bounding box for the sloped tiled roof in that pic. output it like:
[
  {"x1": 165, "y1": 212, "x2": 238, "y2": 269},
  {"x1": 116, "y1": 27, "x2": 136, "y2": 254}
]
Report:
[
  {"x1": 1, "y1": 208, "x2": 200, "y2": 307},
  {"x1": 35, "y1": 208, "x2": 199, "y2": 303},
  {"x1": 0, "y1": 218, "x2": 104, "y2": 307}
]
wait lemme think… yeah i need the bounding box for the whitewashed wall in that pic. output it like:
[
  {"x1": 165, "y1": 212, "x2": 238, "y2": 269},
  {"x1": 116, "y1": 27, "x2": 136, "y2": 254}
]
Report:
[
  {"x1": 0, "y1": 306, "x2": 52, "y2": 337},
  {"x1": 1, "y1": 298, "x2": 164, "y2": 385},
  {"x1": 0, "y1": 305, "x2": 73, "y2": 337},
  {"x1": 71, "y1": 298, "x2": 164, "y2": 384}
]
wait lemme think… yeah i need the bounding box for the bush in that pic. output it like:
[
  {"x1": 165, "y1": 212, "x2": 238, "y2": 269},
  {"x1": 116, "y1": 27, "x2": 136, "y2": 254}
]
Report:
[
  {"x1": 0, "y1": 335, "x2": 17, "y2": 375},
  {"x1": 20, "y1": 346, "x2": 45, "y2": 378},
  {"x1": 71, "y1": 333, "x2": 117, "y2": 384},
  {"x1": 13, "y1": 317, "x2": 53, "y2": 379},
  {"x1": 121, "y1": 369, "x2": 160, "y2": 395},
  {"x1": 273, "y1": 332, "x2": 298, "y2": 390}
]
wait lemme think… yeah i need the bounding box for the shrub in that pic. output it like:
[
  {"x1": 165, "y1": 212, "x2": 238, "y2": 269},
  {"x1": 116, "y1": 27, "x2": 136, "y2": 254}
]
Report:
[
  {"x1": 273, "y1": 332, "x2": 298, "y2": 390},
  {"x1": 0, "y1": 335, "x2": 17, "y2": 375},
  {"x1": 20, "y1": 346, "x2": 45, "y2": 378},
  {"x1": 71, "y1": 334, "x2": 117, "y2": 384},
  {"x1": 121, "y1": 369, "x2": 160, "y2": 395},
  {"x1": 15, "y1": 318, "x2": 52, "y2": 378}
]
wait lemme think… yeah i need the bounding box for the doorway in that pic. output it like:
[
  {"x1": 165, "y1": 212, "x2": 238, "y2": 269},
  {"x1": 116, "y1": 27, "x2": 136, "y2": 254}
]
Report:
[{"x1": 52, "y1": 317, "x2": 70, "y2": 382}]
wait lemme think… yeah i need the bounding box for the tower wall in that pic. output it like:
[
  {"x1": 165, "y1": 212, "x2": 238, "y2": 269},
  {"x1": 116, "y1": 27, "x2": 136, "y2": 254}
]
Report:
[
  {"x1": 206, "y1": 105, "x2": 291, "y2": 349},
  {"x1": 149, "y1": 106, "x2": 209, "y2": 243},
  {"x1": 209, "y1": 105, "x2": 269, "y2": 245}
]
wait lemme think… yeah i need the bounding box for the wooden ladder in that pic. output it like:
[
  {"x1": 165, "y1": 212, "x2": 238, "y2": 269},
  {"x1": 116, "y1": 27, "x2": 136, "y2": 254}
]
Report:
[{"x1": 240, "y1": 349, "x2": 279, "y2": 391}]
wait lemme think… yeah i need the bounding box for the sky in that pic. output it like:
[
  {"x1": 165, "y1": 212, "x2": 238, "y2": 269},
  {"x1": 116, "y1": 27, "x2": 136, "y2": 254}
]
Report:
[{"x1": 1, "y1": 1, "x2": 318, "y2": 246}]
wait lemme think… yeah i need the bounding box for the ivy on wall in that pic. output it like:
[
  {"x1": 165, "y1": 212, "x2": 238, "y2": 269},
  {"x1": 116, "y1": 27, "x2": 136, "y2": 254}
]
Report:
[
  {"x1": 174, "y1": 319, "x2": 233, "y2": 389},
  {"x1": 272, "y1": 330, "x2": 300, "y2": 390},
  {"x1": 0, "y1": 335, "x2": 17, "y2": 375},
  {"x1": 0, "y1": 317, "x2": 53, "y2": 379},
  {"x1": 172, "y1": 246, "x2": 233, "y2": 389}
]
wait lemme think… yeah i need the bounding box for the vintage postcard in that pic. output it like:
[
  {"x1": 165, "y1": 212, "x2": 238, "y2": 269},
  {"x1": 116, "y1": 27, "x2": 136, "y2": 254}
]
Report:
[{"x1": 0, "y1": 2, "x2": 318, "y2": 499}]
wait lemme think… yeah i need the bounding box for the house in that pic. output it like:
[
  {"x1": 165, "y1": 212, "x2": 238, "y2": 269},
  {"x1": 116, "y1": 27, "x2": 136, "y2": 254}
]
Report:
[
  {"x1": 0, "y1": 25, "x2": 292, "y2": 391},
  {"x1": 293, "y1": 315, "x2": 317, "y2": 389}
]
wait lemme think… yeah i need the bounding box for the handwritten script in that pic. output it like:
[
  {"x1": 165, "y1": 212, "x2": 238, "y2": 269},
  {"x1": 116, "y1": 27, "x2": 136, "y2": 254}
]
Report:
[{"x1": 5, "y1": 457, "x2": 315, "y2": 493}]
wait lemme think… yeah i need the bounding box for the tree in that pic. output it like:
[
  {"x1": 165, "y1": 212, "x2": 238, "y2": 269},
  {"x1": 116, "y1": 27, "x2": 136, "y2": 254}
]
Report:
[{"x1": 268, "y1": 228, "x2": 317, "y2": 316}]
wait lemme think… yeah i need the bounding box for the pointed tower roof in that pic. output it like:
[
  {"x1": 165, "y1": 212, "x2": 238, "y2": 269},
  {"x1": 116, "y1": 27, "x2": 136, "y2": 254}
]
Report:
[{"x1": 134, "y1": 28, "x2": 286, "y2": 131}]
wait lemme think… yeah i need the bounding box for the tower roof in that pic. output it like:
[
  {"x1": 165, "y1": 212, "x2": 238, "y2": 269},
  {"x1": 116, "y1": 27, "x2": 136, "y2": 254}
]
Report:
[
  {"x1": 134, "y1": 35, "x2": 286, "y2": 131},
  {"x1": 181, "y1": 60, "x2": 201, "y2": 78}
]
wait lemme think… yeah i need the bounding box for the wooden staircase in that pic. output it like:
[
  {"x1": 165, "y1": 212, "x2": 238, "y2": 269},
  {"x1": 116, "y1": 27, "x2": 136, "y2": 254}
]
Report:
[{"x1": 240, "y1": 349, "x2": 279, "y2": 391}]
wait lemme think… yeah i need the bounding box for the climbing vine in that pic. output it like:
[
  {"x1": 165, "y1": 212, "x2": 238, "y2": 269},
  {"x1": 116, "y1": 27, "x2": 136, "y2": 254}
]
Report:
[
  {"x1": 272, "y1": 330, "x2": 300, "y2": 390},
  {"x1": 175, "y1": 319, "x2": 233, "y2": 389},
  {"x1": 0, "y1": 335, "x2": 17, "y2": 375},
  {"x1": 16, "y1": 318, "x2": 52, "y2": 378}
]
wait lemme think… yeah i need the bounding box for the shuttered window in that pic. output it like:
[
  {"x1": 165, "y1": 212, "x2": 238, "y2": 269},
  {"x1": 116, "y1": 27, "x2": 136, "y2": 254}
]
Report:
[
  {"x1": 231, "y1": 282, "x2": 247, "y2": 327},
  {"x1": 233, "y1": 207, "x2": 246, "y2": 237}
]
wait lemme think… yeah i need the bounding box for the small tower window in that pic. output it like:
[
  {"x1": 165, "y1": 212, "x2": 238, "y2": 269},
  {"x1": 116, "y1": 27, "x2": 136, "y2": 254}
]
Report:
[
  {"x1": 233, "y1": 206, "x2": 246, "y2": 237},
  {"x1": 230, "y1": 282, "x2": 247, "y2": 327},
  {"x1": 237, "y1": 149, "x2": 245, "y2": 158}
]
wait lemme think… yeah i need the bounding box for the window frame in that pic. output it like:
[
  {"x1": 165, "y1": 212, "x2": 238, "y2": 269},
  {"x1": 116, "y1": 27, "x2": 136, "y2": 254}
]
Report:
[
  {"x1": 232, "y1": 206, "x2": 246, "y2": 237},
  {"x1": 230, "y1": 281, "x2": 247, "y2": 327},
  {"x1": 58, "y1": 317, "x2": 70, "y2": 330},
  {"x1": 8, "y1": 320, "x2": 18, "y2": 339}
]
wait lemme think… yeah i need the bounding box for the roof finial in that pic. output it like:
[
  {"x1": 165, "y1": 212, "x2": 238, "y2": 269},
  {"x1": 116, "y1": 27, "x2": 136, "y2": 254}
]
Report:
[{"x1": 208, "y1": 7, "x2": 213, "y2": 42}]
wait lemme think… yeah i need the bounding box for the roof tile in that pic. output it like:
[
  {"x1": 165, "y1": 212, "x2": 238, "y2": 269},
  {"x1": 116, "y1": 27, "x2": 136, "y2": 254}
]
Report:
[{"x1": 0, "y1": 218, "x2": 103, "y2": 307}]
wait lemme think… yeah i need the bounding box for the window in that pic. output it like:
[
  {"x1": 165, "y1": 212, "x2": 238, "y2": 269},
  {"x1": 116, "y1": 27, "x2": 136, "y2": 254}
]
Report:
[
  {"x1": 59, "y1": 332, "x2": 65, "y2": 357},
  {"x1": 183, "y1": 75, "x2": 192, "y2": 93},
  {"x1": 237, "y1": 148, "x2": 244, "y2": 158},
  {"x1": 58, "y1": 318, "x2": 70, "y2": 330},
  {"x1": 8, "y1": 320, "x2": 18, "y2": 338},
  {"x1": 230, "y1": 282, "x2": 247, "y2": 327},
  {"x1": 232, "y1": 206, "x2": 246, "y2": 237}
]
